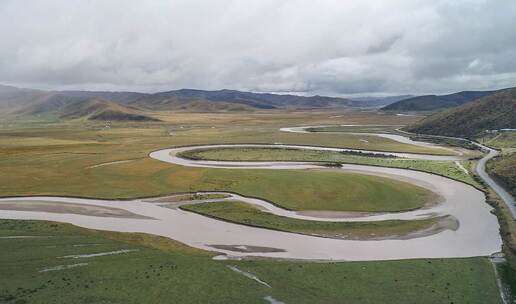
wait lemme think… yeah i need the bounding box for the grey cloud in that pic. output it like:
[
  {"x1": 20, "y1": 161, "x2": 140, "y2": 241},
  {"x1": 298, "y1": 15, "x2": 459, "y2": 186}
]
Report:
[
  {"x1": 0, "y1": 0, "x2": 515, "y2": 95},
  {"x1": 366, "y1": 35, "x2": 403, "y2": 55}
]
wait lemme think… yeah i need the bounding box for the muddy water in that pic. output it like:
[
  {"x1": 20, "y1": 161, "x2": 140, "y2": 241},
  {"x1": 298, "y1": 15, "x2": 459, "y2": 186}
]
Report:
[
  {"x1": 280, "y1": 125, "x2": 462, "y2": 157},
  {"x1": 151, "y1": 144, "x2": 464, "y2": 168},
  {"x1": 0, "y1": 141, "x2": 501, "y2": 261}
]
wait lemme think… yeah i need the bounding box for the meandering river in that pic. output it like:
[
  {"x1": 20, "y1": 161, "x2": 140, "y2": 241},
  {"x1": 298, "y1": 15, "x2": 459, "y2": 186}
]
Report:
[{"x1": 0, "y1": 128, "x2": 503, "y2": 261}]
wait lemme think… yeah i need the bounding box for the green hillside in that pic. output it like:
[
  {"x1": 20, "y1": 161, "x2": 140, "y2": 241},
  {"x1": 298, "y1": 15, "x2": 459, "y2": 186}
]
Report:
[
  {"x1": 406, "y1": 88, "x2": 516, "y2": 138},
  {"x1": 382, "y1": 90, "x2": 497, "y2": 112}
]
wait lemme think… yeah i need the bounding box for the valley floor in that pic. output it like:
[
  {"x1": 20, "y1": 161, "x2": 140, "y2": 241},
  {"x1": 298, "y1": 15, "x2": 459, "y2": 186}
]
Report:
[
  {"x1": 0, "y1": 220, "x2": 502, "y2": 304},
  {"x1": 0, "y1": 110, "x2": 512, "y2": 303}
]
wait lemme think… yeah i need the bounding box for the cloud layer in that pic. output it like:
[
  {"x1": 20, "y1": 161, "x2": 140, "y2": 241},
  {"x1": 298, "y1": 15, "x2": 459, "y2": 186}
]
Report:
[{"x1": 1, "y1": 0, "x2": 515, "y2": 95}]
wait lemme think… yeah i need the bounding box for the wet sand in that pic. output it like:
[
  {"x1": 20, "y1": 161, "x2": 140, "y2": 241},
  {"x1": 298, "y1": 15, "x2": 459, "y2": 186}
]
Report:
[
  {"x1": 280, "y1": 125, "x2": 463, "y2": 156},
  {"x1": 0, "y1": 201, "x2": 153, "y2": 219}
]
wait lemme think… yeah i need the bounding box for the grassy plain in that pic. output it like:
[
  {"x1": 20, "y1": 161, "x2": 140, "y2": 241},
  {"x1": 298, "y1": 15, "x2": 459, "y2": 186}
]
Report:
[
  {"x1": 0, "y1": 111, "x2": 505, "y2": 303},
  {"x1": 181, "y1": 200, "x2": 440, "y2": 240},
  {"x1": 484, "y1": 132, "x2": 516, "y2": 197},
  {"x1": 487, "y1": 153, "x2": 516, "y2": 197},
  {"x1": 0, "y1": 115, "x2": 438, "y2": 212},
  {"x1": 306, "y1": 124, "x2": 404, "y2": 133},
  {"x1": 483, "y1": 132, "x2": 516, "y2": 150},
  {"x1": 180, "y1": 147, "x2": 480, "y2": 187},
  {"x1": 0, "y1": 219, "x2": 501, "y2": 304}
]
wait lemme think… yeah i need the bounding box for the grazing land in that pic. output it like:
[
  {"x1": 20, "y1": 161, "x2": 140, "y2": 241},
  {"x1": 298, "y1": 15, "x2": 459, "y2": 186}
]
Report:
[
  {"x1": 0, "y1": 111, "x2": 509, "y2": 303},
  {"x1": 382, "y1": 90, "x2": 498, "y2": 112},
  {"x1": 179, "y1": 146, "x2": 480, "y2": 187},
  {"x1": 306, "y1": 124, "x2": 405, "y2": 134},
  {"x1": 0, "y1": 219, "x2": 501, "y2": 304},
  {"x1": 406, "y1": 88, "x2": 516, "y2": 138},
  {"x1": 485, "y1": 132, "x2": 516, "y2": 197},
  {"x1": 0, "y1": 117, "x2": 436, "y2": 213},
  {"x1": 181, "y1": 200, "x2": 443, "y2": 240}
]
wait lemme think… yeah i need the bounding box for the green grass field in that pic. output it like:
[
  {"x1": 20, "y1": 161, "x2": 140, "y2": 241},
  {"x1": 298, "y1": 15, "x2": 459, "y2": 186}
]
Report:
[
  {"x1": 0, "y1": 113, "x2": 507, "y2": 303},
  {"x1": 179, "y1": 146, "x2": 480, "y2": 188},
  {"x1": 485, "y1": 132, "x2": 516, "y2": 197},
  {"x1": 0, "y1": 123, "x2": 436, "y2": 212},
  {"x1": 484, "y1": 132, "x2": 516, "y2": 150},
  {"x1": 487, "y1": 153, "x2": 516, "y2": 197},
  {"x1": 0, "y1": 219, "x2": 501, "y2": 304},
  {"x1": 181, "y1": 200, "x2": 440, "y2": 240},
  {"x1": 306, "y1": 125, "x2": 404, "y2": 134}
]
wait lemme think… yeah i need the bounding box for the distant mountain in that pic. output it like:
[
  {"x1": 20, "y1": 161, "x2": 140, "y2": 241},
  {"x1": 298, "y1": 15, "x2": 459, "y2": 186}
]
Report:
[
  {"x1": 406, "y1": 88, "x2": 516, "y2": 138},
  {"x1": 0, "y1": 85, "x2": 157, "y2": 121},
  {"x1": 19, "y1": 95, "x2": 158, "y2": 122},
  {"x1": 137, "y1": 89, "x2": 368, "y2": 109},
  {"x1": 0, "y1": 85, "x2": 386, "y2": 120},
  {"x1": 349, "y1": 95, "x2": 414, "y2": 107},
  {"x1": 382, "y1": 90, "x2": 500, "y2": 112},
  {"x1": 0, "y1": 84, "x2": 52, "y2": 113},
  {"x1": 58, "y1": 90, "x2": 148, "y2": 104},
  {"x1": 59, "y1": 98, "x2": 159, "y2": 122},
  {"x1": 129, "y1": 94, "x2": 259, "y2": 112}
]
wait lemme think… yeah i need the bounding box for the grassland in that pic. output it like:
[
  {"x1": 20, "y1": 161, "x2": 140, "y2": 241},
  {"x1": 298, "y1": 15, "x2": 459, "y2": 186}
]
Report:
[
  {"x1": 405, "y1": 88, "x2": 516, "y2": 138},
  {"x1": 181, "y1": 200, "x2": 441, "y2": 240},
  {"x1": 0, "y1": 112, "x2": 507, "y2": 303},
  {"x1": 483, "y1": 132, "x2": 516, "y2": 150},
  {"x1": 486, "y1": 132, "x2": 516, "y2": 292},
  {"x1": 306, "y1": 124, "x2": 404, "y2": 134},
  {"x1": 179, "y1": 146, "x2": 480, "y2": 188},
  {"x1": 154, "y1": 193, "x2": 230, "y2": 202},
  {"x1": 484, "y1": 132, "x2": 516, "y2": 198},
  {"x1": 0, "y1": 219, "x2": 501, "y2": 304},
  {"x1": 487, "y1": 153, "x2": 516, "y2": 197},
  {"x1": 0, "y1": 120, "x2": 437, "y2": 212}
]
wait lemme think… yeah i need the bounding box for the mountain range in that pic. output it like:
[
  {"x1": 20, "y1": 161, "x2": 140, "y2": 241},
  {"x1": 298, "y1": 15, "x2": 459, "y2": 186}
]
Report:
[
  {"x1": 0, "y1": 84, "x2": 399, "y2": 121},
  {"x1": 406, "y1": 88, "x2": 516, "y2": 138},
  {"x1": 382, "y1": 90, "x2": 501, "y2": 112}
]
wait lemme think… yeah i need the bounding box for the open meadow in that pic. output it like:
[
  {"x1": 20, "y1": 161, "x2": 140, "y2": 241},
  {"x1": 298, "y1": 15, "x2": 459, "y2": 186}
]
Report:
[
  {"x1": 0, "y1": 219, "x2": 501, "y2": 304},
  {"x1": 2, "y1": 2, "x2": 515, "y2": 303},
  {"x1": 0, "y1": 111, "x2": 510, "y2": 303}
]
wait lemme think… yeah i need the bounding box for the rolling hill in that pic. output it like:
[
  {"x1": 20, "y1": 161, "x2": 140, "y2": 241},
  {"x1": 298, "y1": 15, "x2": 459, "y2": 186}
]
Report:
[
  {"x1": 0, "y1": 85, "x2": 393, "y2": 120},
  {"x1": 59, "y1": 98, "x2": 159, "y2": 122},
  {"x1": 0, "y1": 85, "x2": 159, "y2": 122},
  {"x1": 405, "y1": 88, "x2": 516, "y2": 138},
  {"x1": 131, "y1": 89, "x2": 391, "y2": 110},
  {"x1": 349, "y1": 95, "x2": 414, "y2": 105},
  {"x1": 382, "y1": 90, "x2": 499, "y2": 112},
  {"x1": 127, "y1": 93, "x2": 260, "y2": 112}
]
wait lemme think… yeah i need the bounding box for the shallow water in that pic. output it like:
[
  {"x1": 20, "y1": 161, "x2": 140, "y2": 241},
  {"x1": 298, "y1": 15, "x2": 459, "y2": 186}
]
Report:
[
  {"x1": 0, "y1": 130, "x2": 503, "y2": 261},
  {"x1": 0, "y1": 148, "x2": 501, "y2": 261},
  {"x1": 280, "y1": 125, "x2": 462, "y2": 158}
]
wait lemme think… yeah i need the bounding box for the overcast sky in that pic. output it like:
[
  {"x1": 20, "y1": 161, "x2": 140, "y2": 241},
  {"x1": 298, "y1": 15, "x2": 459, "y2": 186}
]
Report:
[{"x1": 1, "y1": 0, "x2": 515, "y2": 96}]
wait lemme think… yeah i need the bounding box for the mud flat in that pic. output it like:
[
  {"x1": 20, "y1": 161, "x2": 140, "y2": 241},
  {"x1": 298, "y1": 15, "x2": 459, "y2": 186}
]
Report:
[
  {"x1": 280, "y1": 125, "x2": 461, "y2": 155},
  {"x1": 0, "y1": 201, "x2": 151, "y2": 219}
]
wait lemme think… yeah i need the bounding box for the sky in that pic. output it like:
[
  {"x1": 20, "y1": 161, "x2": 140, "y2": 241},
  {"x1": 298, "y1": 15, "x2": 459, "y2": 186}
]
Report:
[{"x1": 1, "y1": 0, "x2": 515, "y2": 96}]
